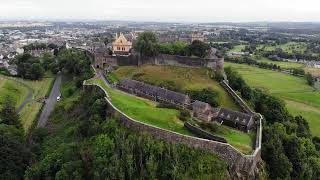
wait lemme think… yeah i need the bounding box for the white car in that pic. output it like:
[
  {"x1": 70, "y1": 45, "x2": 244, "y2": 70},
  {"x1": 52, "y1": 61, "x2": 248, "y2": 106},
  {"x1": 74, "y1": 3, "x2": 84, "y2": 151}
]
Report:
[{"x1": 57, "y1": 96, "x2": 61, "y2": 102}]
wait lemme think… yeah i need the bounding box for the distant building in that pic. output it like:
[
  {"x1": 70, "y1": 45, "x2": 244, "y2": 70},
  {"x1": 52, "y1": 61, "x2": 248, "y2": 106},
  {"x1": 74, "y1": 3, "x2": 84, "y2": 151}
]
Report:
[
  {"x1": 191, "y1": 32, "x2": 205, "y2": 42},
  {"x1": 112, "y1": 33, "x2": 133, "y2": 56}
]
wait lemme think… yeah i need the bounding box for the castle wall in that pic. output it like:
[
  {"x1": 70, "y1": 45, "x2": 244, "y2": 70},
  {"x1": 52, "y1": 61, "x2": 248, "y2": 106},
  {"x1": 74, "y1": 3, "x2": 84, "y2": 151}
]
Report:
[
  {"x1": 94, "y1": 53, "x2": 224, "y2": 71},
  {"x1": 83, "y1": 83, "x2": 262, "y2": 179}
]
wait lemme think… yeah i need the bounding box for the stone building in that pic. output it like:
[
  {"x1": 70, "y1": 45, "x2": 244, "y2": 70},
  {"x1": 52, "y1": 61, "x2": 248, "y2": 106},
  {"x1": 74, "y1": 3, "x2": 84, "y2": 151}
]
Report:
[
  {"x1": 215, "y1": 108, "x2": 255, "y2": 132},
  {"x1": 117, "y1": 79, "x2": 191, "y2": 107},
  {"x1": 112, "y1": 33, "x2": 133, "y2": 56},
  {"x1": 192, "y1": 101, "x2": 217, "y2": 121},
  {"x1": 191, "y1": 32, "x2": 205, "y2": 42}
]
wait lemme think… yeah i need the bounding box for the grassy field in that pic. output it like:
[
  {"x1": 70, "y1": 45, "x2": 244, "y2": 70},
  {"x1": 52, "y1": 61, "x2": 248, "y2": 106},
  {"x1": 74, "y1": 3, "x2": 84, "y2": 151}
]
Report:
[
  {"x1": 304, "y1": 67, "x2": 320, "y2": 78},
  {"x1": 255, "y1": 56, "x2": 304, "y2": 69},
  {"x1": 257, "y1": 42, "x2": 307, "y2": 54},
  {"x1": 113, "y1": 65, "x2": 239, "y2": 110},
  {"x1": 0, "y1": 77, "x2": 29, "y2": 108},
  {"x1": 87, "y1": 78, "x2": 192, "y2": 136},
  {"x1": 19, "y1": 75, "x2": 55, "y2": 131},
  {"x1": 225, "y1": 62, "x2": 320, "y2": 136},
  {"x1": 86, "y1": 77, "x2": 254, "y2": 153},
  {"x1": 227, "y1": 45, "x2": 246, "y2": 53},
  {"x1": 0, "y1": 74, "x2": 55, "y2": 131},
  {"x1": 213, "y1": 125, "x2": 255, "y2": 154}
]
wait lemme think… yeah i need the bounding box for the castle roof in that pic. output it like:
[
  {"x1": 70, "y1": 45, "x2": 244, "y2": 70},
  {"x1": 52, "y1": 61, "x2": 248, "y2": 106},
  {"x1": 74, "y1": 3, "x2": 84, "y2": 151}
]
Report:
[
  {"x1": 217, "y1": 108, "x2": 253, "y2": 126},
  {"x1": 118, "y1": 79, "x2": 190, "y2": 105}
]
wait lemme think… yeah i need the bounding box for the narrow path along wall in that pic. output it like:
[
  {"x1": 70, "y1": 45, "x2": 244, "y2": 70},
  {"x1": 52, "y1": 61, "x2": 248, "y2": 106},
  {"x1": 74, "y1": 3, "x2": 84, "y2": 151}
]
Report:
[{"x1": 83, "y1": 82, "x2": 263, "y2": 179}]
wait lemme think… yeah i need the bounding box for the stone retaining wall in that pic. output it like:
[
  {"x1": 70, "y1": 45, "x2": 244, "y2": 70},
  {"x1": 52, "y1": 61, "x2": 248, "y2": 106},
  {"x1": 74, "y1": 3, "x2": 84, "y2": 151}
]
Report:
[{"x1": 83, "y1": 83, "x2": 262, "y2": 178}]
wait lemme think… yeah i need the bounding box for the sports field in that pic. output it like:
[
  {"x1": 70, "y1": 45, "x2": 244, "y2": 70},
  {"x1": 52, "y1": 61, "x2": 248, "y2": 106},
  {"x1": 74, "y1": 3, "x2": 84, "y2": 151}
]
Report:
[
  {"x1": 113, "y1": 65, "x2": 239, "y2": 110},
  {"x1": 225, "y1": 62, "x2": 320, "y2": 136}
]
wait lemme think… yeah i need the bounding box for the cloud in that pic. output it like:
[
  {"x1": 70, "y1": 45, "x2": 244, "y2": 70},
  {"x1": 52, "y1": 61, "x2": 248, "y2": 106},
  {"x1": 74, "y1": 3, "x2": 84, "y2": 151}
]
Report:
[{"x1": 0, "y1": 0, "x2": 319, "y2": 22}]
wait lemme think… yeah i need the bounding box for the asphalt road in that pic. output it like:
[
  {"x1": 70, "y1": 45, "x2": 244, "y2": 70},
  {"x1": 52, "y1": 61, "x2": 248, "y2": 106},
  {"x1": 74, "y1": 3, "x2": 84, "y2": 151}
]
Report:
[{"x1": 37, "y1": 74, "x2": 62, "y2": 128}]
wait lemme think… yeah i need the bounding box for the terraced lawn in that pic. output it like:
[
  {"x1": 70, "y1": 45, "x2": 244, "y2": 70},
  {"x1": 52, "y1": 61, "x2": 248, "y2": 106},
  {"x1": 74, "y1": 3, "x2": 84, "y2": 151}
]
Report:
[
  {"x1": 113, "y1": 65, "x2": 239, "y2": 111},
  {"x1": 86, "y1": 77, "x2": 254, "y2": 154},
  {"x1": 225, "y1": 62, "x2": 320, "y2": 136},
  {"x1": 87, "y1": 78, "x2": 192, "y2": 136}
]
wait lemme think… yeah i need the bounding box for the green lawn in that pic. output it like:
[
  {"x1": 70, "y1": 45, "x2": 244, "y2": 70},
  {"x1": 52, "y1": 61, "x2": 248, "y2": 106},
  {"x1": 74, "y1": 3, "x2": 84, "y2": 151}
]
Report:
[
  {"x1": 19, "y1": 75, "x2": 55, "y2": 131},
  {"x1": 0, "y1": 77, "x2": 29, "y2": 108},
  {"x1": 255, "y1": 56, "x2": 304, "y2": 69},
  {"x1": 258, "y1": 42, "x2": 307, "y2": 54},
  {"x1": 87, "y1": 78, "x2": 192, "y2": 136},
  {"x1": 113, "y1": 65, "x2": 239, "y2": 111},
  {"x1": 225, "y1": 62, "x2": 320, "y2": 136},
  {"x1": 86, "y1": 78, "x2": 254, "y2": 153},
  {"x1": 214, "y1": 125, "x2": 255, "y2": 154},
  {"x1": 227, "y1": 45, "x2": 246, "y2": 53}
]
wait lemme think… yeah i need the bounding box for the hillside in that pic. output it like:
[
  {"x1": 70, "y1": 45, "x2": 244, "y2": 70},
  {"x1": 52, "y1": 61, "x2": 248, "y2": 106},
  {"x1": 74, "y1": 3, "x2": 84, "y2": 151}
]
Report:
[
  {"x1": 225, "y1": 62, "x2": 320, "y2": 136},
  {"x1": 112, "y1": 65, "x2": 239, "y2": 111},
  {"x1": 0, "y1": 74, "x2": 54, "y2": 131},
  {"x1": 25, "y1": 80, "x2": 228, "y2": 179}
]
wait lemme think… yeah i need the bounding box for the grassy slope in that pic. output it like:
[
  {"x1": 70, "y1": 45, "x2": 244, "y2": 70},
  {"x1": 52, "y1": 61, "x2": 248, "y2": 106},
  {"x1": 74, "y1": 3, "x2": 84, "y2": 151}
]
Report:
[
  {"x1": 304, "y1": 67, "x2": 320, "y2": 78},
  {"x1": 0, "y1": 74, "x2": 55, "y2": 131},
  {"x1": 19, "y1": 75, "x2": 55, "y2": 131},
  {"x1": 227, "y1": 45, "x2": 246, "y2": 53},
  {"x1": 255, "y1": 56, "x2": 304, "y2": 69},
  {"x1": 113, "y1": 65, "x2": 239, "y2": 111},
  {"x1": 257, "y1": 42, "x2": 307, "y2": 54},
  {"x1": 86, "y1": 77, "x2": 254, "y2": 153},
  {"x1": 0, "y1": 77, "x2": 29, "y2": 108},
  {"x1": 87, "y1": 78, "x2": 192, "y2": 136},
  {"x1": 225, "y1": 62, "x2": 320, "y2": 136}
]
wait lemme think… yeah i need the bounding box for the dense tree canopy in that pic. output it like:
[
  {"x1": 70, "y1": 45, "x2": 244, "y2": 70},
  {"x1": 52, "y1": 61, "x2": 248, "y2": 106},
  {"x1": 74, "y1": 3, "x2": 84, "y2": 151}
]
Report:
[
  {"x1": 134, "y1": 32, "x2": 159, "y2": 57},
  {"x1": 25, "y1": 88, "x2": 228, "y2": 179},
  {"x1": 14, "y1": 53, "x2": 45, "y2": 80},
  {"x1": 225, "y1": 67, "x2": 320, "y2": 179}
]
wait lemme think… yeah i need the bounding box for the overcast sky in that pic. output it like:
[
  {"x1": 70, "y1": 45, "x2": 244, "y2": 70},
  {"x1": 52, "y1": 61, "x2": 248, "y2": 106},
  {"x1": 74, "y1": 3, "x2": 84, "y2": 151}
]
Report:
[{"x1": 0, "y1": 0, "x2": 320, "y2": 22}]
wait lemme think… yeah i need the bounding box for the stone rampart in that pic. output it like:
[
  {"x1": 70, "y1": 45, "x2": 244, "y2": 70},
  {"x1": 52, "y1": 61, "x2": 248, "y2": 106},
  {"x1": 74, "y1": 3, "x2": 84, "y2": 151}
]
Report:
[
  {"x1": 94, "y1": 53, "x2": 224, "y2": 71},
  {"x1": 83, "y1": 82, "x2": 262, "y2": 178}
]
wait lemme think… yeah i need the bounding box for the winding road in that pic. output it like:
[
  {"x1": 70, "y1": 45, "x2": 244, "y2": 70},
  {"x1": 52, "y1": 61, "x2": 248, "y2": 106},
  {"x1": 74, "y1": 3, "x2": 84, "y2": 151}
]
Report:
[{"x1": 37, "y1": 74, "x2": 62, "y2": 128}]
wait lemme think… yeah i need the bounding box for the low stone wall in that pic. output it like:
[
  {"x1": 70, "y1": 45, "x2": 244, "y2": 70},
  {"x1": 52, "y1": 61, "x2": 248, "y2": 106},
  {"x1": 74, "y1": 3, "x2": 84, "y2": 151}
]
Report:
[
  {"x1": 221, "y1": 80, "x2": 255, "y2": 115},
  {"x1": 184, "y1": 122, "x2": 227, "y2": 143},
  {"x1": 83, "y1": 83, "x2": 262, "y2": 178}
]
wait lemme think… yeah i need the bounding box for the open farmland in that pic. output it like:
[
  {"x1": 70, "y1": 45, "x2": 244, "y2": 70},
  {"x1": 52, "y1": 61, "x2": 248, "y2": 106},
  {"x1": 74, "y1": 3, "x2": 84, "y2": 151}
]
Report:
[
  {"x1": 227, "y1": 45, "x2": 246, "y2": 53},
  {"x1": 225, "y1": 62, "x2": 320, "y2": 136},
  {"x1": 257, "y1": 42, "x2": 307, "y2": 54},
  {"x1": 255, "y1": 56, "x2": 304, "y2": 69}
]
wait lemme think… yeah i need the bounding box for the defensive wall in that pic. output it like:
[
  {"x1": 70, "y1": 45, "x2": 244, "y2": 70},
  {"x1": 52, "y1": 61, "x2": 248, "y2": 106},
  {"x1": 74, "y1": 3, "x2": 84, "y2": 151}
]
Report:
[
  {"x1": 83, "y1": 79, "x2": 262, "y2": 179},
  {"x1": 94, "y1": 53, "x2": 224, "y2": 71}
]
